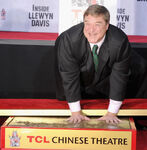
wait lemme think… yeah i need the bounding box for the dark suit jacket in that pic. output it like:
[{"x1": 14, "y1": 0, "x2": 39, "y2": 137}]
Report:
[{"x1": 55, "y1": 23, "x2": 145, "y2": 102}]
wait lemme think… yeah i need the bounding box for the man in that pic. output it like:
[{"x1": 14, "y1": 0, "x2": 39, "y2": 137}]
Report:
[{"x1": 55, "y1": 4, "x2": 147, "y2": 124}]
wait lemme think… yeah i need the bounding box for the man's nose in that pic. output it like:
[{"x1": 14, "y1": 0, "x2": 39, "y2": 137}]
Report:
[{"x1": 89, "y1": 25, "x2": 96, "y2": 32}]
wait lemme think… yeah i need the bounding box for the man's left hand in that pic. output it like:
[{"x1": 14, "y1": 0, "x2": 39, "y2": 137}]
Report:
[{"x1": 97, "y1": 112, "x2": 121, "y2": 124}]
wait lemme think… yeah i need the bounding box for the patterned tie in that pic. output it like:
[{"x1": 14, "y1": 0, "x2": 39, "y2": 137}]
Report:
[{"x1": 92, "y1": 45, "x2": 98, "y2": 72}]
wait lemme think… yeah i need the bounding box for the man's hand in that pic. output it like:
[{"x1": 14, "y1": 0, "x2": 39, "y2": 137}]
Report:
[
  {"x1": 67, "y1": 111, "x2": 90, "y2": 124},
  {"x1": 97, "y1": 112, "x2": 121, "y2": 124}
]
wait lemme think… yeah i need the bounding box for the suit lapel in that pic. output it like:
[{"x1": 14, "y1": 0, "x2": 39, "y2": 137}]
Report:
[
  {"x1": 96, "y1": 39, "x2": 109, "y2": 82},
  {"x1": 86, "y1": 41, "x2": 95, "y2": 71}
]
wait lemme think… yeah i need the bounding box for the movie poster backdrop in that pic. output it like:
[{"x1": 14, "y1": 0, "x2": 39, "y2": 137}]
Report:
[
  {"x1": 60, "y1": 0, "x2": 147, "y2": 36},
  {"x1": 0, "y1": 0, "x2": 59, "y2": 33},
  {"x1": 0, "y1": 0, "x2": 147, "y2": 38}
]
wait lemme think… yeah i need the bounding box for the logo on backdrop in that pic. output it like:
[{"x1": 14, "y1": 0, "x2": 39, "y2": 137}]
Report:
[
  {"x1": 1, "y1": 8, "x2": 6, "y2": 20},
  {"x1": 116, "y1": 8, "x2": 129, "y2": 30},
  {"x1": 28, "y1": 4, "x2": 53, "y2": 27},
  {"x1": 9, "y1": 131, "x2": 21, "y2": 147}
]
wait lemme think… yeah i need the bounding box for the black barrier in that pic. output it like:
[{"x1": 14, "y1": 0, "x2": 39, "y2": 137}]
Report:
[
  {"x1": 0, "y1": 43, "x2": 55, "y2": 98},
  {"x1": 0, "y1": 41, "x2": 146, "y2": 98}
]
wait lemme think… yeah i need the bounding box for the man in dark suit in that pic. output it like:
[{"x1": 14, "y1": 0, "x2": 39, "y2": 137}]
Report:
[{"x1": 55, "y1": 4, "x2": 147, "y2": 124}]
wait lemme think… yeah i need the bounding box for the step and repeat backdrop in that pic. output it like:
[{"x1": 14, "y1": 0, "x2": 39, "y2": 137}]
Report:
[
  {"x1": 0, "y1": 0, "x2": 147, "y2": 41},
  {"x1": 60, "y1": 0, "x2": 147, "y2": 36},
  {"x1": 0, "y1": 0, "x2": 59, "y2": 33}
]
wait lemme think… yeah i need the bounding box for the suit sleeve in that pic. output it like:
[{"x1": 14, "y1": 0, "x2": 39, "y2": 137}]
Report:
[
  {"x1": 56, "y1": 33, "x2": 81, "y2": 103},
  {"x1": 109, "y1": 37, "x2": 131, "y2": 101}
]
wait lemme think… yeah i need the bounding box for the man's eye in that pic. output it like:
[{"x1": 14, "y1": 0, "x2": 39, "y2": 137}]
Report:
[{"x1": 95, "y1": 23, "x2": 101, "y2": 26}]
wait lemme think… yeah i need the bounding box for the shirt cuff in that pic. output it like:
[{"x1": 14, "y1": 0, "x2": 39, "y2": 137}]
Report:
[
  {"x1": 108, "y1": 99, "x2": 122, "y2": 114},
  {"x1": 68, "y1": 101, "x2": 81, "y2": 112}
]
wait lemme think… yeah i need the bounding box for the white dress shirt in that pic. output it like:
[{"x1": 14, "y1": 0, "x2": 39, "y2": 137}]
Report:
[{"x1": 68, "y1": 35, "x2": 122, "y2": 114}]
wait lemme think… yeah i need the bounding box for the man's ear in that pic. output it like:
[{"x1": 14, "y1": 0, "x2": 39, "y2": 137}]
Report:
[{"x1": 106, "y1": 23, "x2": 109, "y2": 30}]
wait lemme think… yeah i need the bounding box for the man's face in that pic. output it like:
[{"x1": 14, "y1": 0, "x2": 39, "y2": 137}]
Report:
[{"x1": 84, "y1": 15, "x2": 109, "y2": 43}]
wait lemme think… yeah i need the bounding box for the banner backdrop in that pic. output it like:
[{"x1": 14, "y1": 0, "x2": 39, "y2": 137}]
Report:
[
  {"x1": 117, "y1": 0, "x2": 147, "y2": 36},
  {"x1": 0, "y1": 0, "x2": 59, "y2": 33},
  {"x1": 0, "y1": 0, "x2": 147, "y2": 39},
  {"x1": 59, "y1": 0, "x2": 147, "y2": 36}
]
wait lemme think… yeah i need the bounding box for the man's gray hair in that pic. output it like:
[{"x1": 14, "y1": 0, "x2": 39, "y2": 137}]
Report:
[{"x1": 84, "y1": 4, "x2": 110, "y2": 24}]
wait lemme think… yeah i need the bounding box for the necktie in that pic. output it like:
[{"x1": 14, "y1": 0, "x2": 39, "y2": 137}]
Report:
[{"x1": 92, "y1": 45, "x2": 98, "y2": 72}]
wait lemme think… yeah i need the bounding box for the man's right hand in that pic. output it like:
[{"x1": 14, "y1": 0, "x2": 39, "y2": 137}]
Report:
[{"x1": 67, "y1": 111, "x2": 90, "y2": 124}]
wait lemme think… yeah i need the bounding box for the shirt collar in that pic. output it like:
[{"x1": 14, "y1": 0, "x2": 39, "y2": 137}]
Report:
[{"x1": 90, "y1": 35, "x2": 106, "y2": 49}]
